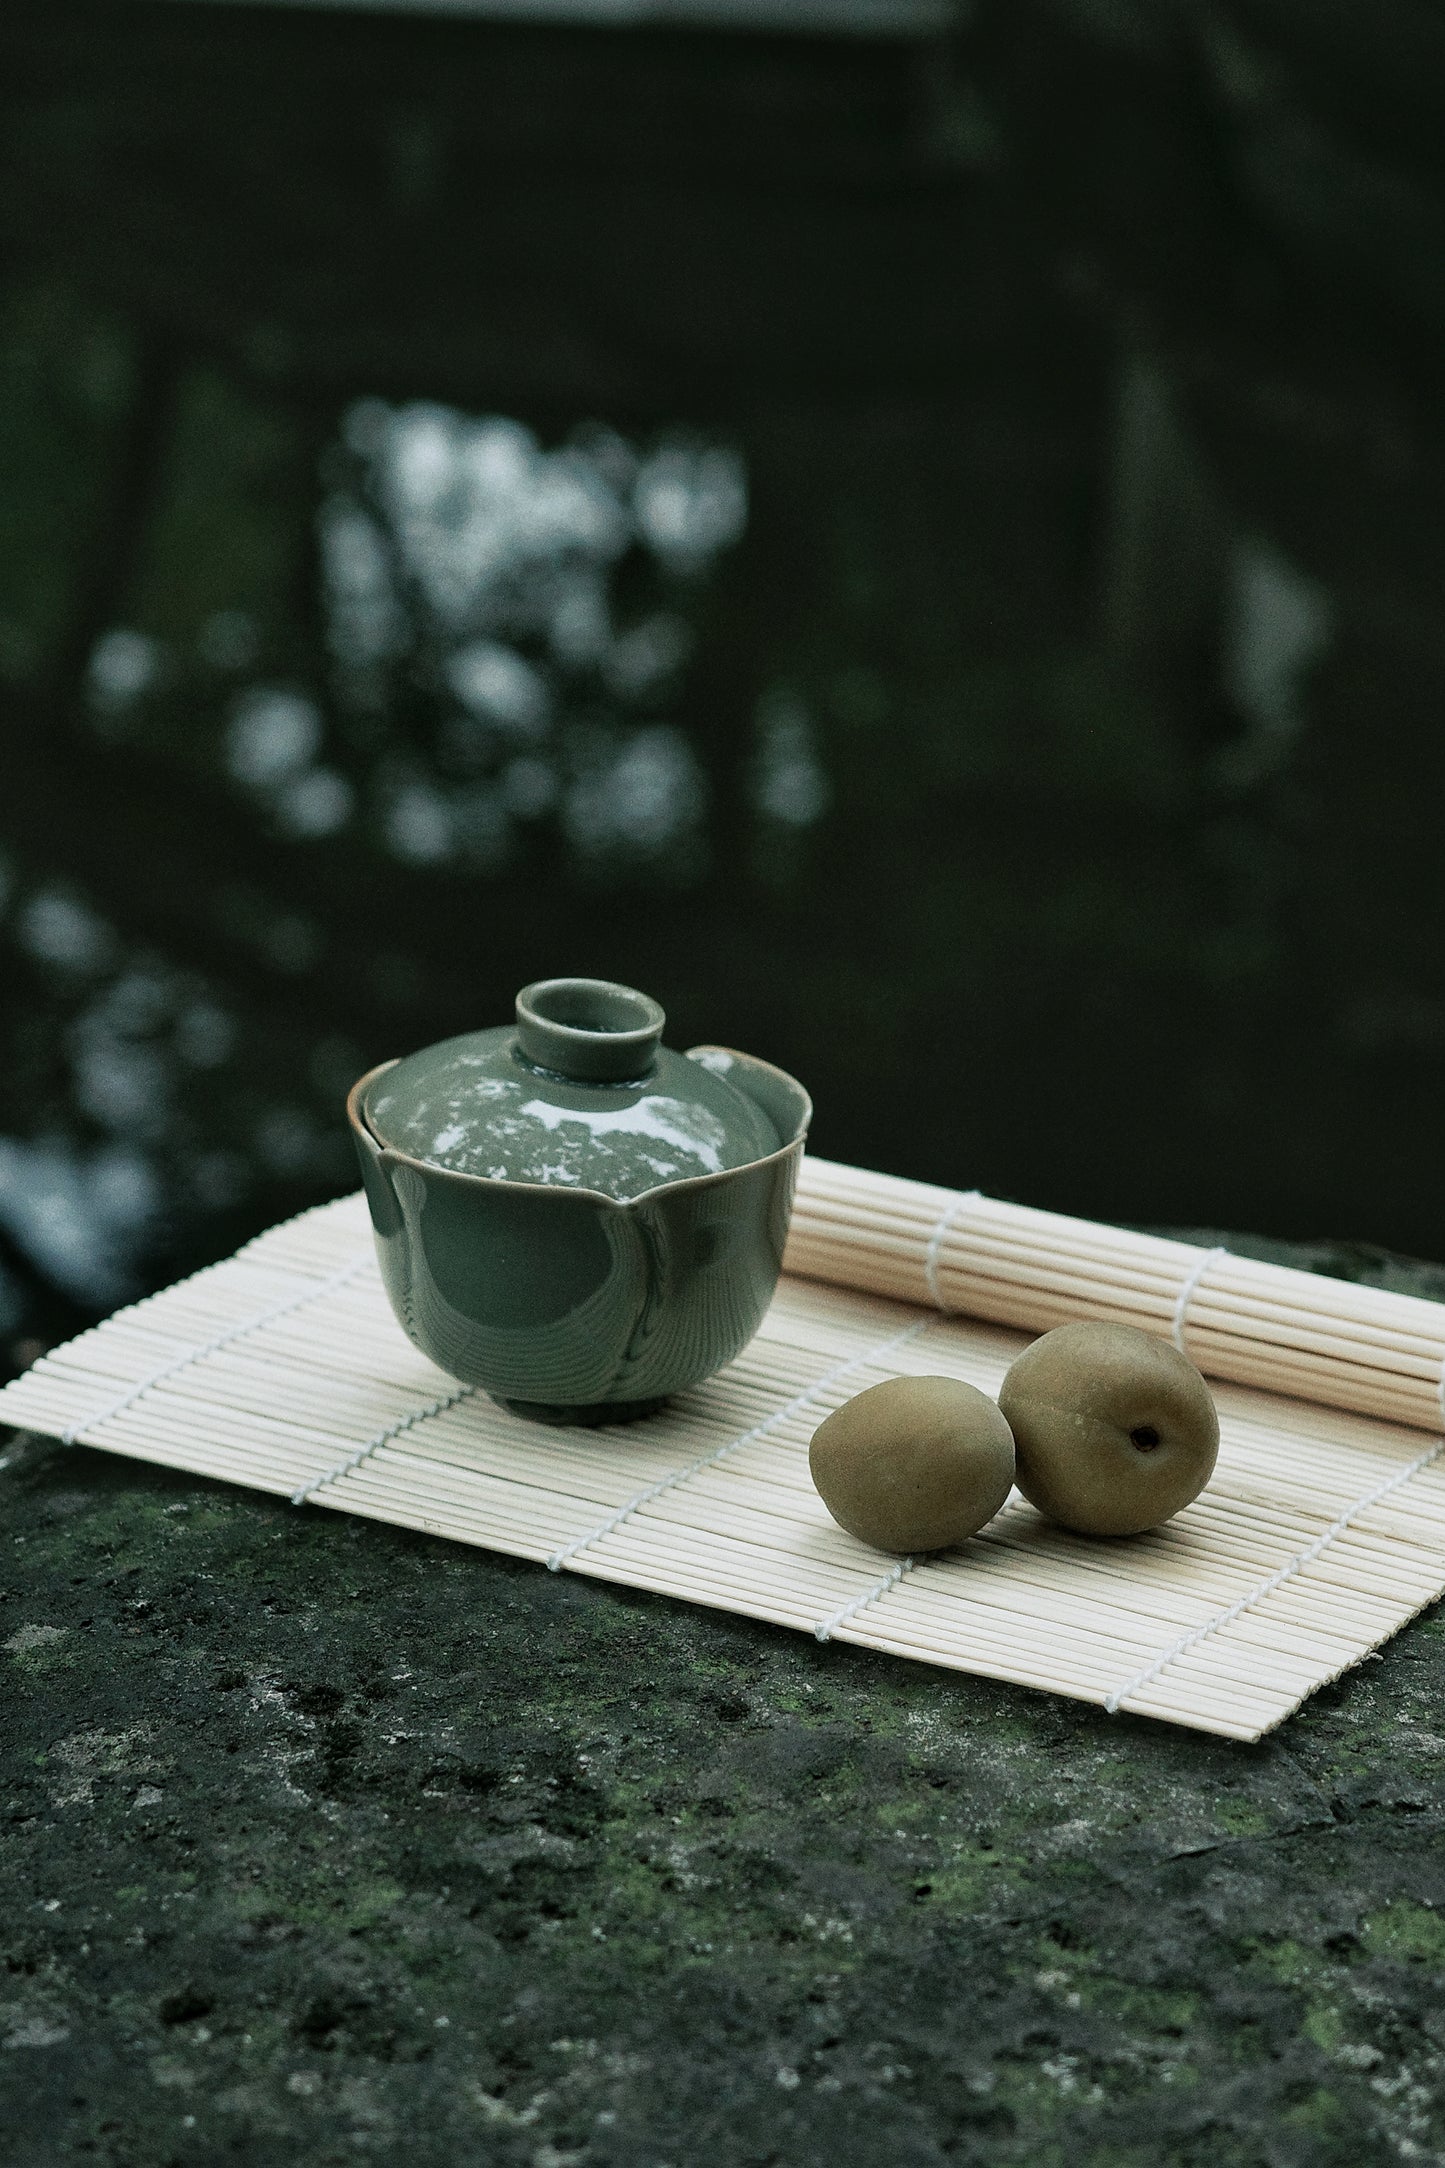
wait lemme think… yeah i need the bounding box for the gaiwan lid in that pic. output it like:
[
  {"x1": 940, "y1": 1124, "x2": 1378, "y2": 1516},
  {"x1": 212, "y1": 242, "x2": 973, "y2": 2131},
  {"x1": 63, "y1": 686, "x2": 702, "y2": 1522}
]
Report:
[{"x1": 362, "y1": 978, "x2": 781, "y2": 1204}]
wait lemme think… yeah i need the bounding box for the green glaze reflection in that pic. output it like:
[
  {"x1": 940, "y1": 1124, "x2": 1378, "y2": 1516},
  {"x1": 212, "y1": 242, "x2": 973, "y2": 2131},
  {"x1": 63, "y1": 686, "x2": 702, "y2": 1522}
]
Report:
[{"x1": 363, "y1": 1031, "x2": 777, "y2": 1203}]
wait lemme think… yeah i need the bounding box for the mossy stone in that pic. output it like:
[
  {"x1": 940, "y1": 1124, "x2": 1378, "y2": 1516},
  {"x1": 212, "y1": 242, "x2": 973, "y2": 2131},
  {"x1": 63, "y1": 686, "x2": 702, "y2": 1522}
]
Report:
[
  {"x1": 998, "y1": 1319, "x2": 1219, "y2": 1536},
  {"x1": 808, "y1": 1373, "x2": 1016, "y2": 1554}
]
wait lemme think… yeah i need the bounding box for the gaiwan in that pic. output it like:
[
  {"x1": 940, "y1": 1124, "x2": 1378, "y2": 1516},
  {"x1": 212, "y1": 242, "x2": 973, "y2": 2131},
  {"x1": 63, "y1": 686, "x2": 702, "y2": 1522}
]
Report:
[{"x1": 348, "y1": 978, "x2": 811, "y2": 1423}]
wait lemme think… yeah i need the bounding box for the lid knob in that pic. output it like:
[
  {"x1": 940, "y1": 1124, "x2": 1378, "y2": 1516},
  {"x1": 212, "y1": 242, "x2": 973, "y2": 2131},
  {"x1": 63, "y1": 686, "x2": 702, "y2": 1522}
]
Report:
[{"x1": 515, "y1": 978, "x2": 666, "y2": 1083}]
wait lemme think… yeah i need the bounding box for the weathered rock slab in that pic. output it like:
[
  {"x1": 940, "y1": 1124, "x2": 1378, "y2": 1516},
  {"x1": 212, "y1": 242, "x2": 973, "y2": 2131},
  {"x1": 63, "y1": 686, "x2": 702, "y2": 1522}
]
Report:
[{"x1": 5, "y1": 1248, "x2": 1445, "y2": 2164}]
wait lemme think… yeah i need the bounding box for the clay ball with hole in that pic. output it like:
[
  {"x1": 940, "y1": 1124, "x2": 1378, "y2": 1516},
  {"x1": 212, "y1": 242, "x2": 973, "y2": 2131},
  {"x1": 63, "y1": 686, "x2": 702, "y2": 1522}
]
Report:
[
  {"x1": 998, "y1": 1320, "x2": 1219, "y2": 1535},
  {"x1": 808, "y1": 1375, "x2": 1016, "y2": 1554}
]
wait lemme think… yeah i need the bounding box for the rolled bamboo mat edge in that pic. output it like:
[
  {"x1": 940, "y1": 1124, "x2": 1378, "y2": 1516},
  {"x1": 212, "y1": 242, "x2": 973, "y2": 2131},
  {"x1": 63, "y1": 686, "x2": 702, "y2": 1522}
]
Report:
[{"x1": 785, "y1": 1157, "x2": 1445, "y2": 1435}]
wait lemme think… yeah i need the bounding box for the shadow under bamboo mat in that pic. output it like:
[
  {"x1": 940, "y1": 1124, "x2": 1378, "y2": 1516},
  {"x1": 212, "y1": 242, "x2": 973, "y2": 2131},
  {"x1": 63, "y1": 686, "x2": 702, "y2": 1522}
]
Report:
[{"x1": 4, "y1": 1190, "x2": 1445, "y2": 1741}]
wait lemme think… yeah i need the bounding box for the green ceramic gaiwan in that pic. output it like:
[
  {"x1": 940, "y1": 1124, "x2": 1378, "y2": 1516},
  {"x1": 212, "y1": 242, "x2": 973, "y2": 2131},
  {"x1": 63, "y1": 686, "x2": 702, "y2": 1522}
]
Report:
[{"x1": 347, "y1": 978, "x2": 811, "y2": 1423}]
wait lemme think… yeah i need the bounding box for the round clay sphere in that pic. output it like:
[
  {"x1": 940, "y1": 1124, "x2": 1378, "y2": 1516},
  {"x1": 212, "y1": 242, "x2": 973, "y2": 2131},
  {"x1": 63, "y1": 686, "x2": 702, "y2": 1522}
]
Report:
[
  {"x1": 808, "y1": 1374, "x2": 1016, "y2": 1554},
  {"x1": 998, "y1": 1320, "x2": 1218, "y2": 1536}
]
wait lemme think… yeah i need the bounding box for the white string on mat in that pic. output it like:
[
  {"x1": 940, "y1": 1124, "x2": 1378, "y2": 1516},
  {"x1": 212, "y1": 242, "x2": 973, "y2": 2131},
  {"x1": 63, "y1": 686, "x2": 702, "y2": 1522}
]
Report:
[
  {"x1": 59, "y1": 1252, "x2": 376, "y2": 1447},
  {"x1": 815, "y1": 1556, "x2": 915, "y2": 1642},
  {"x1": 924, "y1": 1189, "x2": 982, "y2": 1311},
  {"x1": 290, "y1": 1379, "x2": 478, "y2": 1507},
  {"x1": 1103, "y1": 1426, "x2": 1445, "y2": 1715},
  {"x1": 1171, "y1": 1244, "x2": 1230, "y2": 1355},
  {"x1": 547, "y1": 1317, "x2": 931, "y2": 1572}
]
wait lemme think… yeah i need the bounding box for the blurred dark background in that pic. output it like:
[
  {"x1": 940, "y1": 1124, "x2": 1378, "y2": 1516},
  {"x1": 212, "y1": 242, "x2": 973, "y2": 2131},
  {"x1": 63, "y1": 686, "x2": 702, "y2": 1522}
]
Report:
[{"x1": 2, "y1": 0, "x2": 1444, "y2": 1375}]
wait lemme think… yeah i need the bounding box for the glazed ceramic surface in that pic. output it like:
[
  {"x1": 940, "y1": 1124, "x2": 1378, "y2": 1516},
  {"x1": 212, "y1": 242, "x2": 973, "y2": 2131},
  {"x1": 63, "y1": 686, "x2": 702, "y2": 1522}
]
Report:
[
  {"x1": 363, "y1": 994, "x2": 777, "y2": 1201},
  {"x1": 349, "y1": 978, "x2": 811, "y2": 1421}
]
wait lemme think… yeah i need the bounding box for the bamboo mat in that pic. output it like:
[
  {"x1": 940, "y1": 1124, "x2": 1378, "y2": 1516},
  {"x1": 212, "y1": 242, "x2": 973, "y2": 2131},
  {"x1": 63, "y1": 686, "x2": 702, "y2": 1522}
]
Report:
[{"x1": 5, "y1": 1175, "x2": 1445, "y2": 1740}]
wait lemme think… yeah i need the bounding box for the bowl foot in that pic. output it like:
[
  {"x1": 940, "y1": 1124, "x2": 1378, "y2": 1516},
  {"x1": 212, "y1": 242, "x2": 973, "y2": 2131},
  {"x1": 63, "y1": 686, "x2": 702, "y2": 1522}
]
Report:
[{"x1": 491, "y1": 1393, "x2": 670, "y2": 1428}]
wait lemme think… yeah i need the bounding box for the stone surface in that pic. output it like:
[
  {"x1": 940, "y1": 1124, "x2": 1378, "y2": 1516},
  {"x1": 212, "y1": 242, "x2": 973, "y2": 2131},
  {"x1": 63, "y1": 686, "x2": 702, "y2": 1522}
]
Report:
[{"x1": 6, "y1": 1244, "x2": 1445, "y2": 2164}]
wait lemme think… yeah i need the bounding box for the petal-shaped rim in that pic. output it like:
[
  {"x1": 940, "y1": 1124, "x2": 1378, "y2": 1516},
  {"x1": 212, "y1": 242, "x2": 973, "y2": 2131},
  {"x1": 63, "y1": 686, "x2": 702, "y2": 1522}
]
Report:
[{"x1": 347, "y1": 1048, "x2": 811, "y2": 1210}]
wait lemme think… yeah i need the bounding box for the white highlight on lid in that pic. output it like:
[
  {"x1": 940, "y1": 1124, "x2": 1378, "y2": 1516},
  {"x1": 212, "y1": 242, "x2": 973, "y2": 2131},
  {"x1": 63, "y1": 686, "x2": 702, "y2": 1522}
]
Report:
[{"x1": 519, "y1": 1094, "x2": 728, "y2": 1173}]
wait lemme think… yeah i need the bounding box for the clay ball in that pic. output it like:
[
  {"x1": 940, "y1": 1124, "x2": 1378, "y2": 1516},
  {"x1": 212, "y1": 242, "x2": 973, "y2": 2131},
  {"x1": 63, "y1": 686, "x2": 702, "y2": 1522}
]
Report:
[
  {"x1": 998, "y1": 1320, "x2": 1219, "y2": 1536},
  {"x1": 808, "y1": 1374, "x2": 1016, "y2": 1554}
]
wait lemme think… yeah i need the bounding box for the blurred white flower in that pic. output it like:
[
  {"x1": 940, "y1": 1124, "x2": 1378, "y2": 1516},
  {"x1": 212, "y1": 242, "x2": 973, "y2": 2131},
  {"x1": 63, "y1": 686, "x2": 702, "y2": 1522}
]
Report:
[
  {"x1": 564, "y1": 727, "x2": 705, "y2": 855},
  {"x1": 446, "y1": 642, "x2": 550, "y2": 738},
  {"x1": 384, "y1": 780, "x2": 455, "y2": 865},
  {"x1": 319, "y1": 498, "x2": 405, "y2": 670},
  {"x1": 0, "y1": 1137, "x2": 158, "y2": 1306},
  {"x1": 754, "y1": 690, "x2": 830, "y2": 828},
  {"x1": 634, "y1": 444, "x2": 747, "y2": 575},
  {"x1": 1219, "y1": 538, "x2": 1332, "y2": 787},
  {"x1": 548, "y1": 575, "x2": 612, "y2": 667},
  {"x1": 227, "y1": 688, "x2": 322, "y2": 788},
  {"x1": 88, "y1": 628, "x2": 161, "y2": 717},
  {"x1": 367, "y1": 405, "x2": 629, "y2": 631},
  {"x1": 71, "y1": 1039, "x2": 168, "y2": 1136},
  {"x1": 604, "y1": 614, "x2": 692, "y2": 700},
  {"x1": 14, "y1": 889, "x2": 117, "y2": 973},
  {"x1": 174, "y1": 1001, "x2": 236, "y2": 1069},
  {"x1": 274, "y1": 767, "x2": 355, "y2": 839},
  {"x1": 253, "y1": 1107, "x2": 320, "y2": 1177}
]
